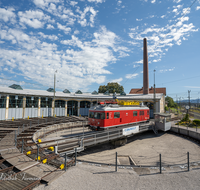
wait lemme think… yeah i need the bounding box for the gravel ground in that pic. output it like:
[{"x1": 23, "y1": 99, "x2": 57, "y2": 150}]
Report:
[
  {"x1": 34, "y1": 131, "x2": 200, "y2": 190},
  {"x1": 35, "y1": 163, "x2": 200, "y2": 190}
]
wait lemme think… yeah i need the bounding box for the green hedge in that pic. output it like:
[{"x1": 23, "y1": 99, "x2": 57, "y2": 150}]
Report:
[{"x1": 192, "y1": 119, "x2": 200, "y2": 126}]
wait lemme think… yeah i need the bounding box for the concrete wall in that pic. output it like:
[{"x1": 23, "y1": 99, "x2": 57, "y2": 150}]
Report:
[{"x1": 170, "y1": 126, "x2": 200, "y2": 141}]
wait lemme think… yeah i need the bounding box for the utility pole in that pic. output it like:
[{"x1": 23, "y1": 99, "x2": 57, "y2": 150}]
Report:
[
  {"x1": 188, "y1": 90, "x2": 191, "y2": 109},
  {"x1": 154, "y1": 70, "x2": 156, "y2": 114},
  {"x1": 53, "y1": 70, "x2": 57, "y2": 117}
]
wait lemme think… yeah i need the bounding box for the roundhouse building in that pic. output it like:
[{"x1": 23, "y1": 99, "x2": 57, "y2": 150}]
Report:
[{"x1": 0, "y1": 85, "x2": 165, "y2": 120}]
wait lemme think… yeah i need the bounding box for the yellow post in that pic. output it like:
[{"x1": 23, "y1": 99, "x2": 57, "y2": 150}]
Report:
[
  {"x1": 28, "y1": 116, "x2": 29, "y2": 119},
  {"x1": 12, "y1": 117, "x2": 14, "y2": 121}
]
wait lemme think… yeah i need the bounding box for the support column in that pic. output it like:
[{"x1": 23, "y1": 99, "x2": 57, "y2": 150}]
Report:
[
  {"x1": 78, "y1": 101, "x2": 80, "y2": 116},
  {"x1": 5, "y1": 95, "x2": 9, "y2": 120},
  {"x1": 65, "y1": 101, "x2": 68, "y2": 116},
  {"x1": 22, "y1": 96, "x2": 26, "y2": 119},
  {"x1": 38, "y1": 97, "x2": 41, "y2": 117},
  {"x1": 52, "y1": 100, "x2": 54, "y2": 117}
]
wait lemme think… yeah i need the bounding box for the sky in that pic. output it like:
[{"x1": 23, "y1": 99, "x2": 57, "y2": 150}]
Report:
[{"x1": 0, "y1": 0, "x2": 200, "y2": 101}]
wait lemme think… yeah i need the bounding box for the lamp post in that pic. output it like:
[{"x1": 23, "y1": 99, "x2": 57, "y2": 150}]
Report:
[
  {"x1": 53, "y1": 70, "x2": 57, "y2": 117},
  {"x1": 154, "y1": 69, "x2": 156, "y2": 114}
]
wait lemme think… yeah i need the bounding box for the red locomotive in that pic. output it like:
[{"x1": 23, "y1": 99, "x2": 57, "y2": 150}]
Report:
[{"x1": 88, "y1": 102, "x2": 150, "y2": 130}]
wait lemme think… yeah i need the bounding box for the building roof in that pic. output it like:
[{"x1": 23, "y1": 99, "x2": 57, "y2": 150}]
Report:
[
  {"x1": 129, "y1": 86, "x2": 166, "y2": 95},
  {"x1": 0, "y1": 86, "x2": 164, "y2": 101}
]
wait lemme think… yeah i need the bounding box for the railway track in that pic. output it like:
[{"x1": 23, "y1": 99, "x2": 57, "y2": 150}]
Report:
[{"x1": 0, "y1": 116, "x2": 86, "y2": 190}]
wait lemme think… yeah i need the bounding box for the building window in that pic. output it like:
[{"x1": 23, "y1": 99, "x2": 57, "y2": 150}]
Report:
[
  {"x1": 133, "y1": 111, "x2": 137, "y2": 116},
  {"x1": 9, "y1": 95, "x2": 23, "y2": 108},
  {"x1": 0, "y1": 96, "x2": 6, "y2": 108},
  {"x1": 140, "y1": 111, "x2": 144, "y2": 116},
  {"x1": 26, "y1": 97, "x2": 38, "y2": 108},
  {"x1": 114, "y1": 112, "x2": 120, "y2": 118},
  {"x1": 80, "y1": 101, "x2": 91, "y2": 108}
]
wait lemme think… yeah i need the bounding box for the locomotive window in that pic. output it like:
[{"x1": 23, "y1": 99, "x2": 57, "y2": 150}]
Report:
[
  {"x1": 94, "y1": 112, "x2": 101, "y2": 119},
  {"x1": 133, "y1": 111, "x2": 137, "y2": 116},
  {"x1": 147, "y1": 110, "x2": 149, "y2": 115},
  {"x1": 89, "y1": 112, "x2": 94, "y2": 118},
  {"x1": 101, "y1": 113, "x2": 105, "y2": 119},
  {"x1": 107, "y1": 113, "x2": 109, "y2": 119},
  {"x1": 140, "y1": 111, "x2": 144, "y2": 116},
  {"x1": 114, "y1": 112, "x2": 120, "y2": 118}
]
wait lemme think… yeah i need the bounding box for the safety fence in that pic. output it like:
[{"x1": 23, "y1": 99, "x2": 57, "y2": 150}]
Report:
[{"x1": 74, "y1": 150, "x2": 200, "y2": 175}]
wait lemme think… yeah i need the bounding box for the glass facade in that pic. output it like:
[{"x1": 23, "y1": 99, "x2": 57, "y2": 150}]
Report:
[
  {"x1": 55, "y1": 100, "x2": 65, "y2": 108},
  {"x1": 9, "y1": 95, "x2": 23, "y2": 108},
  {"x1": 80, "y1": 101, "x2": 91, "y2": 108},
  {"x1": 26, "y1": 97, "x2": 39, "y2": 108},
  {"x1": 67, "y1": 101, "x2": 78, "y2": 116},
  {"x1": 0, "y1": 95, "x2": 6, "y2": 108}
]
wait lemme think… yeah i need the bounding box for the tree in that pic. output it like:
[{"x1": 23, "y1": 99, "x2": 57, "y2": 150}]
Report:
[
  {"x1": 165, "y1": 96, "x2": 178, "y2": 108},
  {"x1": 98, "y1": 82, "x2": 124, "y2": 93}
]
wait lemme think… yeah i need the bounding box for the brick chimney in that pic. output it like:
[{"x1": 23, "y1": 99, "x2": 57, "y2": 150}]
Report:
[{"x1": 143, "y1": 38, "x2": 149, "y2": 94}]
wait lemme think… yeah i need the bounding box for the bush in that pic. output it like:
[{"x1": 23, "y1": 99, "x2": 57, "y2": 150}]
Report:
[
  {"x1": 192, "y1": 119, "x2": 200, "y2": 126},
  {"x1": 165, "y1": 106, "x2": 169, "y2": 111}
]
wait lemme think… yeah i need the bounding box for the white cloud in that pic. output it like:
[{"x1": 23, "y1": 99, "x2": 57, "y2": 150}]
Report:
[
  {"x1": 136, "y1": 18, "x2": 143, "y2": 21},
  {"x1": 33, "y1": 0, "x2": 60, "y2": 9},
  {"x1": 0, "y1": 8, "x2": 16, "y2": 23},
  {"x1": 173, "y1": 0, "x2": 182, "y2": 3},
  {"x1": 76, "y1": 6, "x2": 98, "y2": 27},
  {"x1": 57, "y1": 23, "x2": 71, "y2": 34},
  {"x1": 87, "y1": 0, "x2": 105, "y2": 3},
  {"x1": 38, "y1": 32, "x2": 58, "y2": 40},
  {"x1": 128, "y1": 15, "x2": 198, "y2": 63},
  {"x1": 125, "y1": 73, "x2": 139, "y2": 79},
  {"x1": 110, "y1": 77, "x2": 123, "y2": 84},
  {"x1": 70, "y1": 1, "x2": 78, "y2": 6},
  {"x1": 18, "y1": 10, "x2": 51, "y2": 28},
  {"x1": 196, "y1": 6, "x2": 200, "y2": 10},
  {"x1": 159, "y1": 67, "x2": 175, "y2": 73},
  {"x1": 0, "y1": 24, "x2": 128, "y2": 91},
  {"x1": 47, "y1": 24, "x2": 54, "y2": 29},
  {"x1": 151, "y1": 0, "x2": 156, "y2": 3}
]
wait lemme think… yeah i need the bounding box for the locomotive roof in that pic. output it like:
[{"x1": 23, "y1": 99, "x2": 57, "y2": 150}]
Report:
[{"x1": 89, "y1": 105, "x2": 149, "y2": 111}]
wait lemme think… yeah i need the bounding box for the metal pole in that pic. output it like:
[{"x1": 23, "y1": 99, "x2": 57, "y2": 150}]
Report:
[
  {"x1": 65, "y1": 153, "x2": 67, "y2": 171},
  {"x1": 83, "y1": 125, "x2": 84, "y2": 137},
  {"x1": 75, "y1": 148, "x2": 77, "y2": 166},
  {"x1": 15, "y1": 130, "x2": 17, "y2": 146},
  {"x1": 159, "y1": 154, "x2": 162, "y2": 174},
  {"x1": 23, "y1": 124, "x2": 24, "y2": 132},
  {"x1": 37, "y1": 145, "x2": 39, "y2": 162},
  {"x1": 187, "y1": 152, "x2": 189, "y2": 171},
  {"x1": 53, "y1": 70, "x2": 57, "y2": 117},
  {"x1": 115, "y1": 152, "x2": 118, "y2": 172},
  {"x1": 154, "y1": 70, "x2": 156, "y2": 115},
  {"x1": 21, "y1": 139, "x2": 24, "y2": 153}
]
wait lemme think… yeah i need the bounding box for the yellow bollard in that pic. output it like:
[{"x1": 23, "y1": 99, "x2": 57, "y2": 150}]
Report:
[
  {"x1": 48, "y1": 147, "x2": 54, "y2": 151},
  {"x1": 38, "y1": 139, "x2": 42, "y2": 143},
  {"x1": 27, "y1": 116, "x2": 29, "y2": 119},
  {"x1": 35, "y1": 156, "x2": 40, "y2": 161},
  {"x1": 60, "y1": 164, "x2": 65, "y2": 170},
  {"x1": 12, "y1": 117, "x2": 14, "y2": 121},
  {"x1": 42, "y1": 159, "x2": 47, "y2": 164},
  {"x1": 26, "y1": 151, "x2": 31, "y2": 155},
  {"x1": 42, "y1": 115, "x2": 43, "y2": 118}
]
